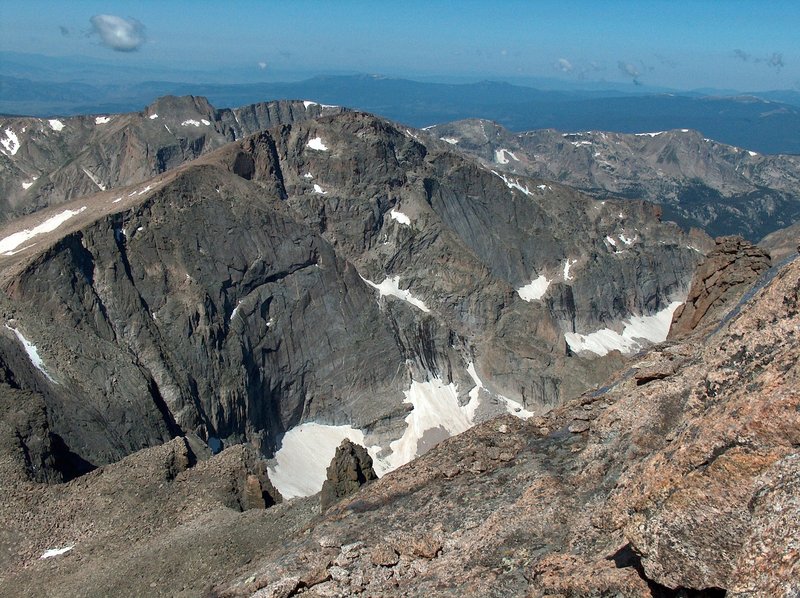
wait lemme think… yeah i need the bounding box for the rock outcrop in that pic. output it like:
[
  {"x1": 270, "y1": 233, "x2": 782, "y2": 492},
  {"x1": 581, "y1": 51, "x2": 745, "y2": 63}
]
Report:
[
  {"x1": 320, "y1": 439, "x2": 377, "y2": 511},
  {"x1": 669, "y1": 235, "x2": 771, "y2": 338}
]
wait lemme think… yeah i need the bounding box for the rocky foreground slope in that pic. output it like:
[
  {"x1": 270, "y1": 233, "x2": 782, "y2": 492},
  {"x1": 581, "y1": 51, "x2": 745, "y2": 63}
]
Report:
[
  {"x1": 428, "y1": 119, "x2": 800, "y2": 241},
  {"x1": 0, "y1": 208, "x2": 796, "y2": 597}
]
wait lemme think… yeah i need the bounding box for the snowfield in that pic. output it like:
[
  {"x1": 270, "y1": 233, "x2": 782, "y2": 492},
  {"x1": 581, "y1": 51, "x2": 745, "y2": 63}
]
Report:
[
  {"x1": 517, "y1": 274, "x2": 550, "y2": 301},
  {"x1": 0, "y1": 207, "x2": 87, "y2": 255},
  {"x1": 5, "y1": 325, "x2": 55, "y2": 382},
  {"x1": 564, "y1": 301, "x2": 683, "y2": 356},
  {"x1": 389, "y1": 209, "x2": 411, "y2": 226},
  {"x1": 268, "y1": 423, "x2": 373, "y2": 499},
  {"x1": 360, "y1": 275, "x2": 430, "y2": 313},
  {"x1": 307, "y1": 137, "x2": 329, "y2": 151},
  {"x1": 1, "y1": 128, "x2": 20, "y2": 156}
]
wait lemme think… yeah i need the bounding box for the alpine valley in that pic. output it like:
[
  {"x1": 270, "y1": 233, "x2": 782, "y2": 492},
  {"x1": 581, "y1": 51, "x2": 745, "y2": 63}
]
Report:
[{"x1": 0, "y1": 96, "x2": 796, "y2": 597}]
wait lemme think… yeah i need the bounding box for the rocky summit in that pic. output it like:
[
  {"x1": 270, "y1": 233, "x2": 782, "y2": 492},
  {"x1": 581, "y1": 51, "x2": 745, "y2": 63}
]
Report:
[{"x1": 0, "y1": 97, "x2": 796, "y2": 597}]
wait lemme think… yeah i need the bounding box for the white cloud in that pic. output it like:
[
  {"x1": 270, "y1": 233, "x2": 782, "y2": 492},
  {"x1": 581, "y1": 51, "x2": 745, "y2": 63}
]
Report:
[
  {"x1": 89, "y1": 15, "x2": 146, "y2": 52},
  {"x1": 555, "y1": 58, "x2": 573, "y2": 72}
]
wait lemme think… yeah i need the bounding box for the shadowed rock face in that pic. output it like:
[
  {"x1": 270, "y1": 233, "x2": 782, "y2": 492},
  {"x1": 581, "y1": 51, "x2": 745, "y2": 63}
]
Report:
[
  {"x1": 320, "y1": 439, "x2": 377, "y2": 511},
  {"x1": 669, "y1": 235, "x2": 771, "y2": 338},
  {"x1": 760, "y1": 219, "x2": 800, "y2": 262},
  {"x1": 0, "y1": 108, "x2": 705, "y2": 474},
  {"x1": 428, "y1": 119, "x2": 800, "y2": 240}
]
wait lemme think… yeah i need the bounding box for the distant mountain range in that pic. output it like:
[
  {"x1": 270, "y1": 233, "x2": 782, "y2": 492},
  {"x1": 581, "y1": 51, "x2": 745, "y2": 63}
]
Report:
[
  {"x1": 427, "y1": 119, "x2": 800, "y2": 240},
  {"x1": 2, "y1": 52, "x2": 800, "y2": 155}
]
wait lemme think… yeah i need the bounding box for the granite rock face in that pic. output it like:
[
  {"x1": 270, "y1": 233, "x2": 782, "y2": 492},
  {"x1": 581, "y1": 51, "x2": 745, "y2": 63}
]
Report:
[
  {"x1": 429, "y1": 119, "x2": 800, "y2": 240},
  {"x1": 0, "y1": 96, "x2": 345, "y2": 221},
  {"x1": 0, "y1": 108, "x2": 705, "y2": 474},
  {"x1": 669, "y1": 235, "x2": 771, "y2": 338},
  {"x1": 320, "y1": 439, "x2": 378, "y2": 511}
]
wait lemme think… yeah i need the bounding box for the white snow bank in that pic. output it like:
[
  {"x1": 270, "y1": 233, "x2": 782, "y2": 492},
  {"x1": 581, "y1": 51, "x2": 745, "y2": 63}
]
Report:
[
  {"x1": 5, "y1": 325, "x2": 55, "y2": 382},
  {"x1": 302, "y1": 172, "x2": 314, "y2": 179},
  {"x1": 95, "y1": 116, "x2": 111, "y2": 124},
  {"x1": 0, "y1": 207, "x2": 87, "y2": 254},
  {"x1": 81, "y1": 168, "x2": 106, "y2": 191},
  {"x1": 181, "y1": 119, "x2": 209, "y2": 127},
  {"x1": 440, "y1": 137, "x2": 459, "y2": 145},
  {"x1": 313, "y1": 183, "x2": 327, "y2": 194},
  {"x1": 268, "y1": 423, "x2": 369, "y2": 499},
  {"x1": 307, "y1": 137, "x2": 328, "y2": 151},
  {"x1": 387, "y1": 377, "x2": 476, "y2": 471},
  {"x1": 389, "y1": 209, "x2": 411, "y2": 226},
  {"x1": 1, "y1": 128, "x2": 20, "y2": 156},
  {"x1": 605, "y1": 235, "x2": 617, "y2": 247},
  {"x1": 619, "y1": 233, "x2": 637, "y2": 246},
  {"x1": 149, "y1": 113, "x2": 159, "y2": 119},
  {"x1": 635, "y1": 131, "x2": 664, "y2": 137},
  {"x1": 22, "y1": 178, "x2": 37, "y2": 190},
  {"x1": 517, "y1": 274, "x2": 550, "y2": 301},
  {"x1": 494, "y1": 148, "x2": 519, "y2": 164},
  {"x1": 40, "y1": 545, "x2": 74, "y2": 559},
  {"x1": 563, "y1": 258, "x2": 577, "y2": 281},
  {"x1": 748, "y1": 150, "x2": 758, "y2": 157},
  {"x1": 490, "y1": 170, "x2": 533, "y2": 197},
  {"x1": 361, "y1": 275, "x2": 430, "y2": 313},
  {"x1": 48, "y1": 119, "x2": 65, "y2": 131},
  {"x1": 564, "y1": 301, "x2": 683, "y2": 356}
]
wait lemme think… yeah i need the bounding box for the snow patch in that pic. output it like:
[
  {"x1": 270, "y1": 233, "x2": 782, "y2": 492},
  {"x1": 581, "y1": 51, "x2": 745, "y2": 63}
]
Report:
[
  {"x1": 40, "y1": 546, "x2": 74, "y2": 559},
  {"x1": 21, "y1": 177, "x2": 37, "y2": 190},
  {"x1": 361, "y1": 275, "x2": 430, "y2": 313},
  {"x1": 493, "y1": 148, "x2": 518, "y2": 164},
  {"x1": 440, "y1": 137, "x2": 459, "y2": 145},
  {"x1": 302, "y1": 172, "x2": 314, "y2": 179},
  {"x1": 389, "y1": 209, "x2": 411, "y2": 226},
  {"x1": 95, "y1": 116, "x2": 111, "y2": 124},
  {"x1": 313, "y1": 183, "x2": 327, "y2": 194},
  {"x1": 307, "y1": 137, "x2": 328, "y2": 151},
  {"x1": 303, "y1": 100, "x2": 318, "y2": 108},
  {"x1": 268, "y1": 424, "x2": 370, "y2": 499},
  {"x1": 605, "y1": 235, "x2": 617, "y2": 247},
  {"x1": 490, "y1": 170, "x2": 533, "y2": 197},
  {"x1": 571, "y1": 140, "x2": 592, "y2": 147},
  {"x1": 48, "y1": 119, "x2": 65, "y2": 131},
  {"x1": 564, "y1": 301, "x2": 683, "y2": 356},
  {"x1": 748, "y1": 150, "x2": 758, "y2": 157},
  {"x1": 5, "y1": 325, "x2": 55, "y2": 382},
  {"x1": 634, "y1": 131, "x2": 664, "y2": 137},
  {"x1": 181, "y1": 119, "x2": 203, "y2": 127},
  {"x1": 0, "y1": 207, "x2": 87, "y2": 254},
  {"x1": 112, "y1": 197, "x2": 123, "y2": 203},
  {"x1": 81, "y1": 168, "x2": 106, "y2": 191},
  {"x1": 386, "y1": 377, "x2": 475, "y2": 471},
  {"x1": 563, "y1": 258, "x2": 577, "y2": 281},
  {"x1": 149, "y1": 113, "x2": 159, "y2": 119},
  {"x1": 619, "y1": 233, "x2": 637, "y2": 246},
  {"x1": 201, "y1": 119, "x2": 211, "y2": 126},
  {"x1": 1, "y1": 128, "x2": 20, "y2": 156},
  {"x1": 517, "y1": 274, "x2": 550, "y2": 301},
  {"x1": 499, "y1": 397, "x2": 535, "y2": 419}
]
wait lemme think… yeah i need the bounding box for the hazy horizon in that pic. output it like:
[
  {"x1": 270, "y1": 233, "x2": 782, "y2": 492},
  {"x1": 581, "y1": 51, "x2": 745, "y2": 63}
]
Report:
[{"x1": 1, "y1": 0, "x2": 798, "y2": 93}]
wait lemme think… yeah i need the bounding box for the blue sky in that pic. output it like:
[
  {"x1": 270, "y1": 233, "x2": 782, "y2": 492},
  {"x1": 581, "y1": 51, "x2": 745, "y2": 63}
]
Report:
[{"x1": 1, "y1": 0, "x2": 798, "y2": 91}]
